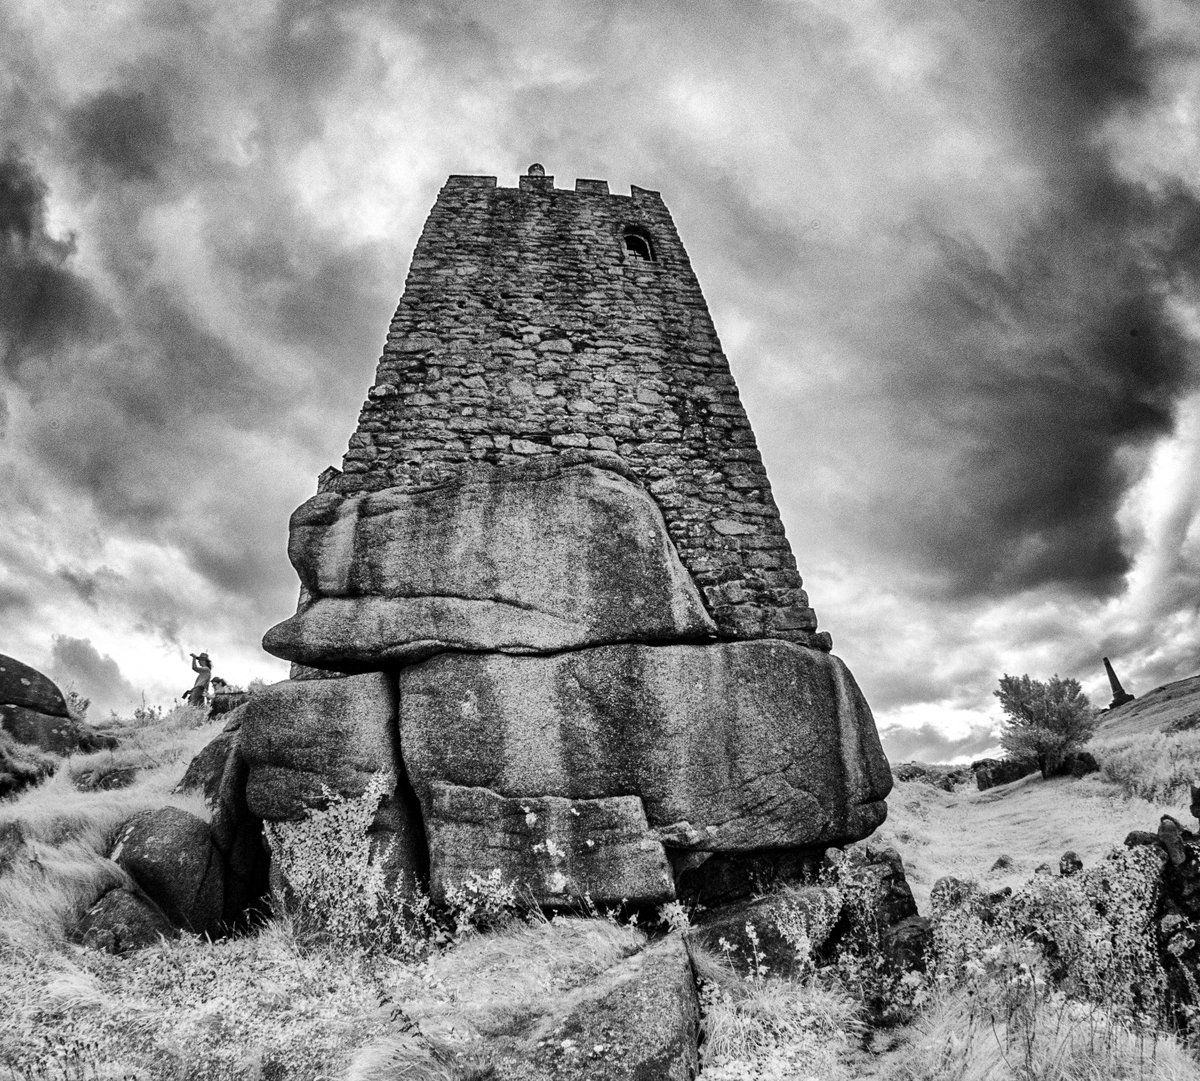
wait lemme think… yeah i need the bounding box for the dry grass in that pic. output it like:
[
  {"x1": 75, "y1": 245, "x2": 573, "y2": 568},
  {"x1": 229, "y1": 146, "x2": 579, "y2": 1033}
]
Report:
[
  {"x1": 345, "y1": 916, "x2": 646, "y2": 1078},
  {"x1": 875, "y1": 774, "x2": 1192, "y2": 911},
  {"x1": 0, "y1": 706, "x2": 220, "y2": 951},
  {"x1": 1092, "y1": 731, "x2": 1200, "y2": 805},
  {"x1": 690, "y1": 945, "x2": 863, "y2": 1081},
  {"x1": 887, "y1": 986, "x2": 1200, "y2": 1081},
  {"x1": 0, "y1": 916, "x2": 401, "y2": 1079}
]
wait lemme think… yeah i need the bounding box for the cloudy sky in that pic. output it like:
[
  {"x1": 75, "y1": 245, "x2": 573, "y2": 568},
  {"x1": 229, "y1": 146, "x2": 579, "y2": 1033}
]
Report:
[{"x1": 3, "y1": 0, "x2": 1199, "y2": 759}]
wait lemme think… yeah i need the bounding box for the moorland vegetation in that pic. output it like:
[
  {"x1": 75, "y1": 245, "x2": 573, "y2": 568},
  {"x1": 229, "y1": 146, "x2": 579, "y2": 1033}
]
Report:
[{"x1": 3, "y1": 688, "x2": 1200, "y2": 1079}]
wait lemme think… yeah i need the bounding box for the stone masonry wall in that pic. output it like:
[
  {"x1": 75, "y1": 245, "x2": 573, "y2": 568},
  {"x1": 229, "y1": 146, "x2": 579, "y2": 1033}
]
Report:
[{"x1": 328, "y1": 169, "x2": 828, "y2": 648}]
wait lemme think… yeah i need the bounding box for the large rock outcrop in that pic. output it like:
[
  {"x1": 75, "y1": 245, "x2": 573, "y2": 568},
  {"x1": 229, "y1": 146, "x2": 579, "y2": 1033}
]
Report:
[
  {"x1": 236, "y1": 460, "x2": 892, "y2": 912},
  {"x1": 402, "y1": 641, "x2": 889, "y2": 856},
  {"x1": 0, "y1": 653, "x2": 115, "y2": 767},
  {"x1": 263, "y1": 458, "x2": 716, "y2": 670},
  {"x1": 228, "y1": 170, "x2": 898, "y2": 925}
]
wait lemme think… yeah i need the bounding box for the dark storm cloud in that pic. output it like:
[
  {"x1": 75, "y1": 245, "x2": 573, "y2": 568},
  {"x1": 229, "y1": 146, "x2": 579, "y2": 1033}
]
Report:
[
  {"x1": 55, "y1": 566, "x2": 124, "y2": 609},
  {"x1": 47, "y1": 634, "x2": 139, "y2": 714},
  {"x1": 0, "y1": 148, "x2": 107, "y2": 376},
  {"x1": 866, "y1": 0, "x2": 1200, "y2": 599},
  {"x1": 66, "y1": 88, "x2": 178, "y2": 185}
]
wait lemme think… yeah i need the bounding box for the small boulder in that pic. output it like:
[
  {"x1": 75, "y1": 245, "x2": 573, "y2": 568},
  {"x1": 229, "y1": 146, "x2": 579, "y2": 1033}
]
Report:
[
  {"x1": 1034, "y1": 863, "x2": 1053, "y2": 875},
  {"x1": 75, "y1": 886, "x2": 177, "y2": 954},
  {"x1": 883, "y1": 914, "x2": 933, "y2": 971},
  {"x1": 112, "y1": 807, "x2": 224, "y2": 935},
  {"x1": 841, "y1": 844, "x2": 918, "y2": 927},
  {"x1": 991, "y1": 854, "x2": 1014, "y2": 872},
  {"x1": 892, "y1": 762, "x2": 973, "y2": 791},
  {"x1": 972, "y1": 757, "x2": 1038, "y2": 791},
  {"x1": 930, "y1": 876, "x2": 983, "y2": 917},
  {"x1": 208, "y1": 688, "x2": 250, "y2": 718},
  {"x1": 1060, "y1": 850, "x2": 1083, "y2": 876},
  {"x1": 490, "y1": 934, "x2": 699, "y2": 1081},
  {"x1": 1057, "y1": 751, "x2": 1099, "y2": 779},
  {"x1": 690, "y1": 886, "x2": 843, "y2": 977}
]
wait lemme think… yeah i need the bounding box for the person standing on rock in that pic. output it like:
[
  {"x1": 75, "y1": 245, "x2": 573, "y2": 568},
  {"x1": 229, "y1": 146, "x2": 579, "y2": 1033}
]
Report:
[{"x1": 187, "y1": 652, "x2": 212, "y2": 708}]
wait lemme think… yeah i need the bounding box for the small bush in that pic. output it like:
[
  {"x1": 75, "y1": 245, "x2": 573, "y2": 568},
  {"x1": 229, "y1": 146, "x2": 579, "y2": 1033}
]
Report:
[
  {"x1": 263, "y1": 774, "x2": 435, "y2": 957},
  {"x1": 1095, "y1": 730, "x2": 1200, "y2": 805},
  {"x1": 692, "y1": 945, "x2": 862, "y2": 1081},
  {"x1": 442, "y1": 868, "x2": 522, "y2": 938}
]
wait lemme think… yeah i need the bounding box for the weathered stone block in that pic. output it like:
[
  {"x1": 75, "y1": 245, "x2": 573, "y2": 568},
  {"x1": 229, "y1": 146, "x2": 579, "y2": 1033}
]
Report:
[
  {"x1": 263, "y1": 458, "x2": 716, "y2": 670},
  {"x1": 239, "y1": 673, "x2": 401, "y2": 821},
  {"x1": 239, "y1": 673, "x2": 425, "y2": 894},
  {"x1": 427, "y1": 784, "x2": 674, "y2": 906},
  {"x1": 400, "y1": 640, "x2": 892, "y2": 857}
]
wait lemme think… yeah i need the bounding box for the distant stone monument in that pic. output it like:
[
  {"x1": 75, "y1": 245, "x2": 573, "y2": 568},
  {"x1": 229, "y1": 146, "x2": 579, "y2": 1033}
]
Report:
[
  {"x1": 194, "y1": 167, "x2": 893, "y2": 915},
  {"x1": 1104, "y1": 656, "x2": 1135, "y2": 710}
]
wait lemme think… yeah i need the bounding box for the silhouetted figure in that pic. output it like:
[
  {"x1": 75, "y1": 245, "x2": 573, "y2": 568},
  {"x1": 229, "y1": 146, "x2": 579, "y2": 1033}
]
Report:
[
  {"x1": 187, "y1": 652, "x2": 212, "y2": 708},
  {"x1": 1104, "y1": 656, "x2": 1135, "y2": 709}
]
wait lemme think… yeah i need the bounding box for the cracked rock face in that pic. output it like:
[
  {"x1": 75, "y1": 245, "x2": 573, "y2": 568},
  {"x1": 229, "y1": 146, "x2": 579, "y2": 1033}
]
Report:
[
  {"x1": 239, "y1": 672, "x2": 425, "y2": 892},
  {"x1": 426, "y1": 785, "x2": 675, "y2": 905},
  {"x1": 401, "y1": 641, "x2": 891, "y2": 858},
  {"x1": 262, "y1": 459, "x2": 716, "y2": 670}
]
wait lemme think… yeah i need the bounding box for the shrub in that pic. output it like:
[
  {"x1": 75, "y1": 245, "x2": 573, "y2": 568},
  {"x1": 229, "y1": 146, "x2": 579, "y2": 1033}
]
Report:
[
  {"x1": 926, "y1": 843, "x2": 1172, "y2": 1074},
  {"x1": 996, "y1": 673, "x2": 1097, "y2": 779},
  {"x1": 817, "y1": 848, "x2": 922, "y2": 1025},
  {"x1": 64, "y1": 689, "x2": 89, "y2": 724},
  {"x1": 1094, "y1": 730, "x2": 1200, "y2": 805},
  {"x1": 691, "y1": 944, "x2": 862, "y2": 1081},
  {"x1": 442, "y1": 869, "x2": 522, "y2": 938},
  {"x1": 263, "y1": 774, "x2": 435, "y2": 957}
]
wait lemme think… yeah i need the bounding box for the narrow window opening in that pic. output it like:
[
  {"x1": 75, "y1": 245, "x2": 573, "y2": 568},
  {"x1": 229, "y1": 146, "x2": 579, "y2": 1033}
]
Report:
[{"x1": 623, "y1": 228, "x2": 655, "y2": 262}]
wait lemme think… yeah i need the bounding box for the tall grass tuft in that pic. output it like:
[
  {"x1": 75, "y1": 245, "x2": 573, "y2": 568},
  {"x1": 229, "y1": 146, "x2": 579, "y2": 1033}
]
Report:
[{"x1": 1093, "y1": 730, "x2": 1200, "y2": 805}]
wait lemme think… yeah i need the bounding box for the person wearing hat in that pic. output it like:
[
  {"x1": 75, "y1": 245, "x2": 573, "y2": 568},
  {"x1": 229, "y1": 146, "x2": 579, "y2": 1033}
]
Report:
[{"x1": 187, "y1": 652, "x2": 213, "y2": 708}]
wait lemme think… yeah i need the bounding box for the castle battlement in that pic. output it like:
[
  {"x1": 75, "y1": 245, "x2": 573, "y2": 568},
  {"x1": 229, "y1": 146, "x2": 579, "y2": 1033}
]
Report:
[{"x1": 444, "y1": 170, "x2": 659, "y2": 200}]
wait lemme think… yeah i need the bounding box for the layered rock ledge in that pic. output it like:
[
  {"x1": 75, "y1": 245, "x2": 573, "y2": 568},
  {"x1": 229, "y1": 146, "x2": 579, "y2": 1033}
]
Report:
[{"x1": 263, "y1": 459, "x2": 717, "y2": 670}]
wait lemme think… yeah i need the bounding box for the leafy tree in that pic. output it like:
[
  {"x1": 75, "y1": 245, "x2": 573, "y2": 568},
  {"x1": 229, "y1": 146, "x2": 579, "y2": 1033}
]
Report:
[{"x1": 995, "y1": 673, "x2": 1097, "y2": 779}]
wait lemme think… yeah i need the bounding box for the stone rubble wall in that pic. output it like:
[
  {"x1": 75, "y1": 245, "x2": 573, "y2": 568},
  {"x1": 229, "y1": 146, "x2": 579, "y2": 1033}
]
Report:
[{"x1": 329, "y1": 172, "x2": 827, "y2": 647}]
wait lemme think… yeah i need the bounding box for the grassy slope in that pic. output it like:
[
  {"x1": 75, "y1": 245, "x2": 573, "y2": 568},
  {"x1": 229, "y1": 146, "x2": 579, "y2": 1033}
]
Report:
[
  {"x1": 876, "y1": 772, "x2": 1192, "y2": 912},
  {"x1": 6, "y1": 700, "x2": 1200, "y2": 1079},
  {"x1": 1096, "y1": 674, "x2": 1200, "y2": 739}
]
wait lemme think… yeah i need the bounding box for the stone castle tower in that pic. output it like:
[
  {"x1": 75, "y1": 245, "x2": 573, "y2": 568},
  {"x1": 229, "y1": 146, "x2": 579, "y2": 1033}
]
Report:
[
  {"x1": 237, "y1": 167, "x2": 890, "y2": 911},
  {"x1": 320, "y1": 166, "x2": 822, "y2": 649}
]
